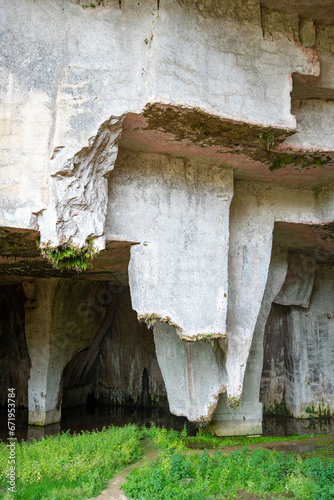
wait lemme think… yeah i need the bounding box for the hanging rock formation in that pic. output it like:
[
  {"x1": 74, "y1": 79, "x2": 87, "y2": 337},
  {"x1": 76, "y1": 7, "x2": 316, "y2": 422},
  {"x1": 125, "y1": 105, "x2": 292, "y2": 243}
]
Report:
[{"x1": 0, "y1": 0, "x2": 334, "y2": 433}]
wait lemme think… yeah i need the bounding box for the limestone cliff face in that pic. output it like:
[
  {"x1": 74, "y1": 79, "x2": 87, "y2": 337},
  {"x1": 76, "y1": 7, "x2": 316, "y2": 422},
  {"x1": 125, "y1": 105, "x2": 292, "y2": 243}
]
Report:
[{"x1": 1, "y1": 0, "x2": 334, "y2": 433}]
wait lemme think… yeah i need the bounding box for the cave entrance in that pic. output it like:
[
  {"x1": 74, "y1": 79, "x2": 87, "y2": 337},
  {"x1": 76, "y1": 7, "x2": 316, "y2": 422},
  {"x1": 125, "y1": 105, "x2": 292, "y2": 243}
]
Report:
[
  {"x1": 260, "y1": 222, "x2": 334, "y2": 435},
  {"x1": 0, "y1": 227, "x2": 188, "y2": 438}
]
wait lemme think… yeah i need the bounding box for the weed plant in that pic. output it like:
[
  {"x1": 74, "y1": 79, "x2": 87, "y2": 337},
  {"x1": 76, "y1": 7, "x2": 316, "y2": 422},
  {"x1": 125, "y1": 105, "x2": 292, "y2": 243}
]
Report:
[
  {"x1": 0, "y1": 425, "x2": 142, "y2": 499},
  {"x1": 40, "y1": 239, "x2": 97, "y2": 272},
  {"x1": 143, "y1": 424, "x2": 188, "y2": 451},
  {"x1": 122, "y1": 446, "x2": 334, "y2": 499},
  {"x1": 0, "y1": 424, "x2": 333, "y2": 500}
]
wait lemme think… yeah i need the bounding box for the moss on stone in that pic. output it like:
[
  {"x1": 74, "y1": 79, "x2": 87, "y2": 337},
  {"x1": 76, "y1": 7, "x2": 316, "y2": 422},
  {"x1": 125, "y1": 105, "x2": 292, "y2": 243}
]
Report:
[{"x1": 40, "y1": 240, "x2": 98, "y2": 272}]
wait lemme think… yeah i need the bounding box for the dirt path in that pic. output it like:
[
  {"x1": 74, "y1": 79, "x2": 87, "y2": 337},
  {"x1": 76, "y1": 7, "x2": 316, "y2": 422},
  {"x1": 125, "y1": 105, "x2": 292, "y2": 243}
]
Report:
[
  {"x1": 87, "y1": 435, "x2": 334, "y2": 500},
  {"x1": 87, "y1": 441, "x2": 160, "y2": 500}
]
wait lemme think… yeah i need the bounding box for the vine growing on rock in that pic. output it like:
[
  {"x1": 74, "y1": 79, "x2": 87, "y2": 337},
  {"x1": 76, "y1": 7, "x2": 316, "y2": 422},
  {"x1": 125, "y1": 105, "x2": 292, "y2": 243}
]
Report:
[{"x1": 40, "y1": 239, "x2": 98, "y2": 272}]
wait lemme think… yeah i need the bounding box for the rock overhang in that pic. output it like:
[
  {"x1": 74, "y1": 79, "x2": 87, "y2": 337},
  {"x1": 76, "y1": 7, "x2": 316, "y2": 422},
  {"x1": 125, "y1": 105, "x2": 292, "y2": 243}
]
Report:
[
  {"x1": 1, "y1": 0, "x2": 334, "y2": 430},
  {"x1": 0, "y1": 227, "x2": 134, "y2": 286},
  {"x1": 119, "y1": 103, "x2": 334, "y2": 189},
  {"x1": 273, "y1": 221, "x2": 334, "y2": 263}
]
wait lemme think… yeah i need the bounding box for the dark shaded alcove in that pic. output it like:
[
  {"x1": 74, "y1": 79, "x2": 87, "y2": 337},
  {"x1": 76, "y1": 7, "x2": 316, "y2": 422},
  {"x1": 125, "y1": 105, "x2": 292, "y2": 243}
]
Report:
[
  {"x1": 61, "y1": 285, "x2": 168, "y2": 410},
  {"x1": 0, "y1": 284, "x2": 31, "y2": 407},
  {"x1": 260, "y1": 263, "x2": 334, "y2": 418}
]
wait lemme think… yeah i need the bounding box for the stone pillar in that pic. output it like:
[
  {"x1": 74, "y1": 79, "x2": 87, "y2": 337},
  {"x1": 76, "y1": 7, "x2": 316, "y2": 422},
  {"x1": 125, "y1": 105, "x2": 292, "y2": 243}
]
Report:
[
  {"x1": 108, "y1": 155, "x2": 234, "y2": 339},
  {"x1": 153, "y1": 321, "x2": 227, "y2": 422},
  {"x1": 224, "y1": 181, "x2": 277, "y2": 405},
  {"x1": 25, "y1": 278, "x2": 105, "y2": 426},
  {"x1": 210, "y1": 246, "x2": 288, "y2": 435}
]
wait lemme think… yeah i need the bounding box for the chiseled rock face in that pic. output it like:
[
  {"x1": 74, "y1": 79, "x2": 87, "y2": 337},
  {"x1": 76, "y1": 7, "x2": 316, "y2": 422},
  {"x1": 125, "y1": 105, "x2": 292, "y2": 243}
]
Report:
[
  {"x1": 107, "y1": 151, "x2": 233, "y2": 339},
  {"x1": 261, "y1": 263, "x2": 334, "y2": 418},
  {"x1": 1, "y1": 0, "x2": 334, "y2": 430},
  {"x1": 274, "y1": 253, "x2": 316, "y2": 308},
  {"x1": 153, "y1": 321, "x2": 227, "y2": 422},
  {"x1": 0, "y1": 0, "x2": 322, "y2": 245}
]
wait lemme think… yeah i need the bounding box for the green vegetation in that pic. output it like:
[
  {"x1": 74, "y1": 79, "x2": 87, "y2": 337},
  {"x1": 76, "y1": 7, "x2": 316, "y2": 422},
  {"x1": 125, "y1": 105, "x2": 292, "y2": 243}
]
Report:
[
  {"x1": 0, "y1": 424, "x2": 333, "y2": 500},
  {"x1": 40, "y1": 239, "x2": 98, "y2": 272},
  {"x1": 191, "y1": 123, "x2": 207, "y2": 134},
  {"x1": 82, "y1": 2, "x2": 102, "y2": 8},
  {"x1": 0, "y1": 425, "x2": 142, "y2": 500},
  {"x1": 258, "y1": 132, "x2": 275, "y2": 151},
  {"x1": 138, "y1": 313, "x2": 160, "y2": 328},
  {"x1": 186, "y1": 431, "x2": 330, "y2": 447},
  {"x1": 268, "y1": 154, "x2": 326, "y2": 172},
  {"x1": 122, "y1": 446, "x2": 334, "y2": 499},
  {"x1": 269, "y1": 155, "x2": 308, "y2": 171}
]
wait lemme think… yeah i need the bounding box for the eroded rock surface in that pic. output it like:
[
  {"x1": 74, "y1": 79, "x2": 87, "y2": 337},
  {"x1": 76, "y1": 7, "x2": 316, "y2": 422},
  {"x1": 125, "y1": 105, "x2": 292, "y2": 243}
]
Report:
[{"x1": 1, "y1": 0, "x2": 334, "y2": 432}]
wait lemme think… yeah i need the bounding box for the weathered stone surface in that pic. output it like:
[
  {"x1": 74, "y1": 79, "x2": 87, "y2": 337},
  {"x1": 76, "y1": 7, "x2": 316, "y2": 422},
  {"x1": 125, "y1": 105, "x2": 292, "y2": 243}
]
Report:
[
  {"x1": 0, "y1": 0, "x2": 324, "y2": 244},
  {"x1": 274, "y1": 253, "x2": 316, "y2": 308},
  {"x1": 211, "y1": 246, "x2": 288, "y2": 435},
  {"x1": 153, "y1": 321, "x2": 226, "y2": 422},
  {"x1": 107, "y1": 152, "x2": 233, "y2": 339},
  {"x1": 62, "y1": 286, "x2": 167, "y2": 408},
  {"x1": 0, "y1": 228, "x2": 132, "y2": 286},
  {"x1": 39, "y1": 117, "x2": 124, "y2": 249},
  {"x1": 261, "y1": 263, "x2": 334, "y2": 417},
  {"x1": 25, "y1": 279, "x2": 106, "y2": 425}
]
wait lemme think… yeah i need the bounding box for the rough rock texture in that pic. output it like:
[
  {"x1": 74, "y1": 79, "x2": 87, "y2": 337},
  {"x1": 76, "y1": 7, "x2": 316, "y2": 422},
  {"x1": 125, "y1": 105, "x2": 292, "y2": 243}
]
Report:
[
  {"x1": 261, "y1": 263, "x2": 334, "y2": 417},
  {"x1": 0, "y1": 0, "x2": 323, "y2": 241},
  {"x1": 62, "y1": 286, "x2": 167, "y2": 408},
  {"x1": 1, "y1": 0, "x2": 334, "y2": 432},
  {"x1": 0, "y1": 227, "x2": 132, "y2": 286},
  {"x1": 107, "y1": 151, "x2": 233, "y2": 339},
  {"x1": 210, "y1": 246, "x2": 288, "y2": 435},
  {"x1": 39, "y1": 117, "x2": 124, "y2": 249},
  {"x1": 153, "y1": 321, "x2": 227, "y2": 422},
  {"x1": 274, "y1": 253, "x2": 316, "y2": 308},
  {"x1": 25, "y1": 279, "x2": 106, "y2": 425},
  {"x1": 0, "y1": 285, "x2": 30, "y2": 407}
]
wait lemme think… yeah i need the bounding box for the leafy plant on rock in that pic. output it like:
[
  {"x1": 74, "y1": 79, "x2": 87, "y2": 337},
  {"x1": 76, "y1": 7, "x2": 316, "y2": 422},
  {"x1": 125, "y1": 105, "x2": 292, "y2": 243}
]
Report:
[
  {"x1": 138, "y1": 313, "x2": 160, "y2": 329},
  {"x1": 40, "y1": 239, "x2": 98, "y2": 272},
  {"x1": 258, "y1": 132, "x2": 275, "y2": 151}
]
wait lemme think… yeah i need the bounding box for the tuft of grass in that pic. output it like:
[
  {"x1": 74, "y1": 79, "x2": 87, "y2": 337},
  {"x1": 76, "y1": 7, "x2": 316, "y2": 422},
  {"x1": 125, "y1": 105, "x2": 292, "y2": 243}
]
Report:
[
  {"x1": 0, "y1": 425, "x2": 142, "y2": 499},
  {"x1": 143, "y1": 423, "x2": 188, "y2": 451}
]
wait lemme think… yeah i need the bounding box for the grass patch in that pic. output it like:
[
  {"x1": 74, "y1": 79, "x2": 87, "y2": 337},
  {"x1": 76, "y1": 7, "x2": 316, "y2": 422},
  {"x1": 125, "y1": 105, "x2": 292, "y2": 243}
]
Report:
[
  {"x1": 143, "y1": 424, "x2": 188, "y2": 451},
  {"x1": 143, "y1": 424, "x2": 329, "y2": 451},
  {"x1": 185, "y1": 432, "x2": 330, "y2": 448},
  {"x1": 0, "y1": 425, "x2": 142, "y2": 499},
  {"x1": 122, "y1": 447, "x2": 334, "y2": 499},
  {"x1": 0, "y1": 424, "x2": 332, "y2": 500}
]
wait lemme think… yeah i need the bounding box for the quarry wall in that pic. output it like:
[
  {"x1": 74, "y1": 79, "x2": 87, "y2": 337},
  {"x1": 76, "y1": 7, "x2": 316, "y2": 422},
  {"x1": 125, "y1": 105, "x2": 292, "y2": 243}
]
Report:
[{"x1": 0, "y1": 0, "x2": 334, "y2": 433}]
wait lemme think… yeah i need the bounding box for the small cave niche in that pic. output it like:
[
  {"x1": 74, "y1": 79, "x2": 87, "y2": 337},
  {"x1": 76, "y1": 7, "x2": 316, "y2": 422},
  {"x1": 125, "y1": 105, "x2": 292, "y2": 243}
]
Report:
[
  {"x1": 61, "y1": 285, "x2": 168, "y2": 411},
  {"x1": 261, "y1": 222, "x2": 334, "y2": 422},
  {"x1": 0, "y1": 228, "x2": 178, "y2": 432}
]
